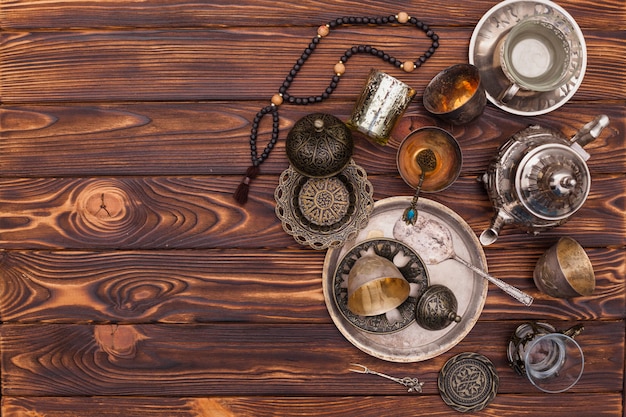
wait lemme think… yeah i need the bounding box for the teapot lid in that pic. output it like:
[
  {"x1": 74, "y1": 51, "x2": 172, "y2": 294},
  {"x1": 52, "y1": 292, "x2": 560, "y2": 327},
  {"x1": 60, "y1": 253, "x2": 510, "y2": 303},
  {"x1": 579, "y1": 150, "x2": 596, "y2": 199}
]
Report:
[{"x1": 515, "y1": 143, "x2": 590, "y2": 220}]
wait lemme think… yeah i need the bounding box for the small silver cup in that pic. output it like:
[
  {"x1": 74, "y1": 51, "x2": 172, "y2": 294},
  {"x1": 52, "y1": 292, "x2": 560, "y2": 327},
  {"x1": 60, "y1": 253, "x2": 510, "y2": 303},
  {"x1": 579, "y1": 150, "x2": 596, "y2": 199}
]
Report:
[
  {"x1": 423, "y1": 64, "x2": 486, "y2": 125},
  {"x1": 347, "y1": 69, "x2": 416, "y2": 146}
]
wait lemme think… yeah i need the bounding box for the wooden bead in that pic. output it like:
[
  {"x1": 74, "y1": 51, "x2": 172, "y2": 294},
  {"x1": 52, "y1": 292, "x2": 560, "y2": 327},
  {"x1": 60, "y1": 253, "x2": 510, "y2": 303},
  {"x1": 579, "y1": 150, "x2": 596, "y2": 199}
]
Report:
[
  {"x1": 317, "y1": 25, "x2": 330, "y2": 37},
  {"x1": 271, "y1": 94, "x2": 283, "y2": 106},
  {"x1": 402, "y1": 61, "x2": 415, "y2": 72},
  {"x1": 333, "y1": 62, "x2": 346, "y2": 75},
  {"x1": 397, "y1": 12, "x2": 409, "y2": 24}
]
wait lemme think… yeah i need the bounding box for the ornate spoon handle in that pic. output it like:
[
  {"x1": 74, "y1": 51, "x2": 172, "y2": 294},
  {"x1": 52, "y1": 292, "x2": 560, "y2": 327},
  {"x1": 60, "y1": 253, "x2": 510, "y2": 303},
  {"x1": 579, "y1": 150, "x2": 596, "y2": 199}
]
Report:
[
  {"x1": 452, "y1": 254, "x2": 534, "y2": 306},
  {"x1": 350, "y1": 363, "x2": 424, "y2": 393}
]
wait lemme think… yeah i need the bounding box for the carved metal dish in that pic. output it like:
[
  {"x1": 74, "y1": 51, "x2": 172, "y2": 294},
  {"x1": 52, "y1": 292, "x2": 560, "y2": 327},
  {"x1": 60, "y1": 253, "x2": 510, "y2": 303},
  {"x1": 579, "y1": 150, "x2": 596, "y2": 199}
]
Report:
[
  {"x1": 438, "y1": 352, "x2": 499, "y2": 413},
  {"x1": 333, "y1": 238, "x2": 429, "y2": 334},
  {"x1": 322, "y1": 197, "x2": 488, "y2": 362},
  {"x1": 274, "y1": 159, "x2": 373, "y2": 250},
  {"x1": 469, "y1": 0, "x2": 586, "y2": 116}
]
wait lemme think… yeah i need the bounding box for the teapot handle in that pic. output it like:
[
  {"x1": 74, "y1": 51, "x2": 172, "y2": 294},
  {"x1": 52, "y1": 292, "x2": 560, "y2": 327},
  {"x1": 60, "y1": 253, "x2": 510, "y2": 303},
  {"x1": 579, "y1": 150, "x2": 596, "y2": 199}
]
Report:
[{"x1": 571, "y1": 115, "x2": 610, "y2": 148}]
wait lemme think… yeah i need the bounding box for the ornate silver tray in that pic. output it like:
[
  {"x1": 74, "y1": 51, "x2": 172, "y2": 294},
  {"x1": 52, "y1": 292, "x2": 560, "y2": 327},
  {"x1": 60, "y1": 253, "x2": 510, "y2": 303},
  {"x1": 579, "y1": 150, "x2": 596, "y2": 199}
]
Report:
[
  {"x1": 333, "y1": 238, "x2": 429, "y2": 334},
  {"x1": 274, "y1": 159, "x2": 373, "y2": 250},
  {"x1": 322, "y1": 197, "x2": 488, "y2": 362},
  {"x1": 469, "y1": 0, "x2": 586, "y2": 116}
]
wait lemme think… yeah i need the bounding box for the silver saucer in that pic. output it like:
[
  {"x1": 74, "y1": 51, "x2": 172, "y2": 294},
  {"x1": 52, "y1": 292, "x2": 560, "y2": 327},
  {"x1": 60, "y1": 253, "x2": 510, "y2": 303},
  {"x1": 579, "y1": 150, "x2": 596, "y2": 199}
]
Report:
[{"x1": 469, "y1": 0, "x2": 587, "y2": 116}]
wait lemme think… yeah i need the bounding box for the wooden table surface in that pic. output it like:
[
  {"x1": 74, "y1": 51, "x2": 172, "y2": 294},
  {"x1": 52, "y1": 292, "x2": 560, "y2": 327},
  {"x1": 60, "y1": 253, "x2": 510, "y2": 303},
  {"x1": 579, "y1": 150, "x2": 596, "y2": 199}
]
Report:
[{"x1": 1, "y1": 0, "x2": 624, "y2": 415}]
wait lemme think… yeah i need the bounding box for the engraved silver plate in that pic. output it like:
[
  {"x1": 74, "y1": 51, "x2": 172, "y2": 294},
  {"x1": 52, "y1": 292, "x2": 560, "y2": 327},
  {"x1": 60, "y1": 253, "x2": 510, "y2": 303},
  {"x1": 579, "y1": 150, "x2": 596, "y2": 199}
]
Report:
[
  {"x1": 322, "y1": 197, "x2": 488, "y2": 362},
  {"x1": 438, "y1": 352, "x2": 499, "y2": 413},
  {"x1": 274, "y1": 159, "x2": 373, "y2": 250}
]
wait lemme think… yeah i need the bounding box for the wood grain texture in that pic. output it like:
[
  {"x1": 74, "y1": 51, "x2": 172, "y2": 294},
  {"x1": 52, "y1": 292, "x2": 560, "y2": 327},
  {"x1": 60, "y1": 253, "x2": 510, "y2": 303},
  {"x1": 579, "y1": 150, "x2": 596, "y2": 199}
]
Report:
[
  {"x1": 0, "y1": 247, "x2": 623, "y2": 324},
  {"x1": 0, "y1": 29, "x2": 624, "y2": 103},
  {"x1": 1, "y1": 0, "x2": 624, "y2": 29},
  {"x1": 0, "y1": 175, "x2": 623, "y2": 249},
  {"x1": 1, "y1": 321, "x2": 623, "y2": 396},
  {"x1": 1, "y1": 0, "x2": 624, "y2": 415},
  {"x1": 1, "y1": 102, "x2": 623, "y2": 176},
  {"x1": 2, "y1": 394, "x2": 624, "y2": 417}
]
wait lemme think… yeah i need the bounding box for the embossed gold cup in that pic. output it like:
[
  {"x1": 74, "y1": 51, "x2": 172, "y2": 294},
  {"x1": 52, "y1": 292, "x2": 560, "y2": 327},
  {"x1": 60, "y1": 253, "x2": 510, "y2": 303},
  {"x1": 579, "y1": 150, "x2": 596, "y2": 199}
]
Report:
[
  {"x1": 533, "y1": 237, "x2": 595, "y2": 298},
  {"x1": 347, "y1": 69, "x2": 416, "y2": 146},
  {"x1": 347, "y1": 254, "x2": 410, "y2": 316}
]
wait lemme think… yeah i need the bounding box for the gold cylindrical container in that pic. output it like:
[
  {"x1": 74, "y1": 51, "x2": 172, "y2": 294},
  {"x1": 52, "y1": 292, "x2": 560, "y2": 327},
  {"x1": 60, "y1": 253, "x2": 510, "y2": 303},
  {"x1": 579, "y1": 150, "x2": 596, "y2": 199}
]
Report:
[{"x1": 347, "y1": 69, "x2": 416, "y2": 145}]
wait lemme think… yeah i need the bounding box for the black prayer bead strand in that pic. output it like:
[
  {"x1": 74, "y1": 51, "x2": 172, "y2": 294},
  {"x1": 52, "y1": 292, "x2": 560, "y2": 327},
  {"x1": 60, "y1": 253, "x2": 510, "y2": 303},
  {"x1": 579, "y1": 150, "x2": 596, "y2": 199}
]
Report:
[{"x1": 234, "y1": 13, "x2": 440, "y2": 204}]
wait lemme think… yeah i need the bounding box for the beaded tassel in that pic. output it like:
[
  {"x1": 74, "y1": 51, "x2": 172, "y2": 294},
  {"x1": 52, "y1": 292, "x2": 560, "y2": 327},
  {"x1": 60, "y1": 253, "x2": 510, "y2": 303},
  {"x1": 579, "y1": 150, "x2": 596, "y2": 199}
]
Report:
[{"x1": 233, "y1": 13, "x2": 439, "y2": 205}]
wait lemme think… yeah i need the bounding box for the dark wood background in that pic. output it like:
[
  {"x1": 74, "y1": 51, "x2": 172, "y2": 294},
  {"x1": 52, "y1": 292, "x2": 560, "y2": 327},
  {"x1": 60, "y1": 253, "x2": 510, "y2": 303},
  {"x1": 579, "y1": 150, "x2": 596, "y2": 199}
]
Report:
[{"x1": 0, "y1": 0, "x2": 624, "y2": 415}]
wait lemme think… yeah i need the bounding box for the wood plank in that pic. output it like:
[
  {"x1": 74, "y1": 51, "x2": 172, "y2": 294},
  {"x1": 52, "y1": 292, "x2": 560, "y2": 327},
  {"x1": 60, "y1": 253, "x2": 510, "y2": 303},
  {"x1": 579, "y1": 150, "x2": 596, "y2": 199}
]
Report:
[
  {"x1": 2, "y1": 393, "x2": 624, "y2": 417},
  {"x1": 1, "y1": 0, "x2": 624, "y2": 29},
  {"x1": 1, "y1": 321, "x2": 623, "y2": 396},
  {"x1": 0, "y1": 248, "x2": 623, "y2": 324},
  {"x1": 1, "y1": 102, "x2": 623, "y2": 176},
  {"x1": 0, "y1": 175, "x2": 623, "y2": 249},
  {"x1": 1, "y1": 29, "x2": 624, "y2": 103}
]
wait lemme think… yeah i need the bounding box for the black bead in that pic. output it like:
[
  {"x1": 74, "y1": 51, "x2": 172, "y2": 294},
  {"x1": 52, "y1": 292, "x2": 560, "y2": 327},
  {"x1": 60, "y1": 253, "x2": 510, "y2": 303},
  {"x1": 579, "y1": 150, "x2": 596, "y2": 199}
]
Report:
[
  {"x1": 293, "y1": 64, "x2": 301, "y2": 71},
  {"x1": 416, "y1": 21, "x2": 424, "y2": 29},
  {"x1": 286, "y1": 75, "x2": 293, "y2": 82},
  {"x1": 330, "y1": 20, "x2": 339, "y2": 28},
  {"x1": 425, "y1": 51, "x2": 432, "y2": 58},
  {"x1": 429, "y1": 47, "x2": 436, "y2": 54},
  {"x1": 288, "y1": 96, "x2": 296, "y2": 103},
  {"x1": 389, "y1": 57, "x2": 397, "y2": 64},
  {"x1": 322, "y1": 92, "x2": 330, "y2": 99},
  {"x1": 358, "y1": 45, "x2": 365, "y2": 52},
  {"x1": 365, "y1": 45, "x2": 372, "y2": 52},
  {"x1": 433, "y1": 41, "x2": 439, "y2": 48},
  {"x1": 332, "y1": 75, "x2": 340, "y2": 82},
  {"x1": 342, "y1": 17, "x2": 350, "y2": 23},
  {"x1": 432, "y1": 34, "x2": 439, "y2": 41},
  {"x1": 279, "y1": 86, "x2": 287, "y2": 94},
  {"x1": 375, "y1": 18, "x2": 383, "y2": 24},
  {"x1": 426, "y1": 30, "x2": 434, "y2": 37},
  {"x1": 422, "y1": 24, "x2": 429, "y2": 31}
]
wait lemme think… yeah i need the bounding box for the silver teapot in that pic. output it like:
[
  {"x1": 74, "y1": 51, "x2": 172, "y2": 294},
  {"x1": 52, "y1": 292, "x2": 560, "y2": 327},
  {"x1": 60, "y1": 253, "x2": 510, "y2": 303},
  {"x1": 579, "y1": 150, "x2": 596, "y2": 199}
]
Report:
[{"x1": 479, "y1": 115, "x2": 609, "y2": 246}]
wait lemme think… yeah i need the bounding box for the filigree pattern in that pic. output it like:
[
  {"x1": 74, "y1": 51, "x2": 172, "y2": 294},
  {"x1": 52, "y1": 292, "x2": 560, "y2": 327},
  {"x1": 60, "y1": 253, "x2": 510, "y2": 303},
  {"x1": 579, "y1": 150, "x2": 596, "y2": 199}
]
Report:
[
  {"x1": 438, "y1": 353, "x2": 499, "y2": 413},
  {"x1": 274, "y1": 159, "x2": 373, "y2": 250},
  {"x1": 333, "y1": 238, "x2": 429, "y2": 334}
]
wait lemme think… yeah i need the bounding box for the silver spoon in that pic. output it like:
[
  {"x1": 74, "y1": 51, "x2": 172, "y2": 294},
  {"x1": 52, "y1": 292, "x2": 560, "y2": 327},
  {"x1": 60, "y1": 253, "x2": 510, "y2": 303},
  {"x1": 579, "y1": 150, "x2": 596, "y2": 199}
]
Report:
[
  {"x1": 403, "y1": 148, "x2": 437, "y2": 225},
  {"x1": 394, "y1": 217, "x2": 534, "y2": 306}
]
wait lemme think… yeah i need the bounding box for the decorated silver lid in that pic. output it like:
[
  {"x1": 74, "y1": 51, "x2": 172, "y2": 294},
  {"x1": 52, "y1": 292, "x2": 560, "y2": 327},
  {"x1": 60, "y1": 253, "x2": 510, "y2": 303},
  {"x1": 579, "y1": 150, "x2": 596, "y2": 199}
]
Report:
[{"x1": 286, "y1": 113, "x2": 353, "y2": 178}]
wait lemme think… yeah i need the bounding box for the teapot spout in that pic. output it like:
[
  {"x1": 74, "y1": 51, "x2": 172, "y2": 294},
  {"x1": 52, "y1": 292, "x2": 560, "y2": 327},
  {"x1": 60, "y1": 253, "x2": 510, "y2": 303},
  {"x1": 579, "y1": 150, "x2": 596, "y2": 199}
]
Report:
[
  {"x1": 480, "y1": 211, "x2": 510, "y2": 246},
  {"x1": 571, "y1": 115, "x2": 610, "y2": 148}
]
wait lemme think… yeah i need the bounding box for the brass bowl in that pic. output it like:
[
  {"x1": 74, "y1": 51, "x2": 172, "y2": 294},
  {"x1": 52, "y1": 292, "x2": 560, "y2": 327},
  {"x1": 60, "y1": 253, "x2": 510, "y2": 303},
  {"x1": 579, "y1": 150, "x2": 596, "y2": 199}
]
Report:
[
  {"x1": 533, "y1": 237, "x2": 595, "y2": 298},
  {"x1": 423, "y1": 64, "x2": 486, "y2": 125},
  {"x1": 397, "y1": 127, "x2": 463, "y2": 192},
  {"x1": 347, "y1": 254, "x2": 411, "y2": 317}
]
